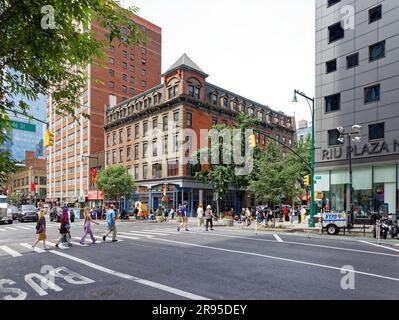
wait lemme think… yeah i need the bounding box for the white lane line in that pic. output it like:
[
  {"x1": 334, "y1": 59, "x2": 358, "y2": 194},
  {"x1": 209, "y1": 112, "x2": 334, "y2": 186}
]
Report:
[
  {"x1": 50, "y1": 250, "x2": 209, "y2": 300},
  {"x1": 117, "y1": 235, "x2": 140, "y2": 240},
  {"x1": 0, "y1": 245, "x2": 22, "y2": 257},
  {"x1": 0, "y1": 228, "x2": 6, "y2": 231},
  {"x1": 273, "y1": 234, "x2": 283, "y2": 242},
  {"x1": 5, "y1": 227, "x2": 18, "y2": 231},
  {"x1": 359, "y1": 240, "x2": 399, "y2": 253},
  {"x1": 15, "y1": 226, "x2": 31, "y2": 230},
  {"x1": 154, "y1": 237, "x2": 399, "y2": 283},
  {"x1": 20, "y1": 243, "x2": 46, "y2": 253},
  {"x1": 119, "y1": 232, "x2": 153, "y2": 238},
  {"x1": 193, "y1": 232, "x2": 399, "y2": 258},
  {"x1": 130, "y1": 230, "x2": 169, "y2": 236}
]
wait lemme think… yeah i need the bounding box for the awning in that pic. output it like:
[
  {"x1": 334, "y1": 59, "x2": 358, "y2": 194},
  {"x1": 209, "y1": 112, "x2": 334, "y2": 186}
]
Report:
[{"x1": 301, "y1": 195, "x2": 310, "y2": 201}]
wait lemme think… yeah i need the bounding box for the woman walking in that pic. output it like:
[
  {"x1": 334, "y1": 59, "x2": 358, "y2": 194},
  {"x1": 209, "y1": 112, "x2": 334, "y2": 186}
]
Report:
[
  {"x1": 80, "y1": 207, "x2": 99, "y2": 245},
  {"x1": 205, "y1": 205, "x2": 214, "y2": 231},
  {"x1": 55, "y1": 207, "x2": 71, "y2": 248},
  {"x1": 197, "y1": 204, "x2": 204, "y2": 231},
  {"x1": 32, "y1": 209, "x2": 48, "y2": 250}
]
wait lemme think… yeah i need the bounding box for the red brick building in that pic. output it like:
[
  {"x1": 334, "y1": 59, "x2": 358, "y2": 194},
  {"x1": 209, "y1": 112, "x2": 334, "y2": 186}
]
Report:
[
  {"x1": 104, "y1": 54, "x2": 296, "y2": 214},
  {"x1": 46, "y1": 15, "x2": 162, "y2": 207}
]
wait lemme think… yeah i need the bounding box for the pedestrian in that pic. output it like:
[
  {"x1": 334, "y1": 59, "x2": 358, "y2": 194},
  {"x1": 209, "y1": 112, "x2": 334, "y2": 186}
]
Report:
[
  {"x1": 148, "y1": 209, "x2": 155, "y2": 222},
  {"x1": 164, "y1": 207, "x2": 169, "y2": 223},
  {"x1": 170, "y1": 207, "x2": 175, "y2": 220},
  {"x1": 103, "y1": 204, "x2": 118, "y2": 242},
  {"x1": 300, "y1": 206, "x2": 307, "y2": 224},
  {"x1": 80, "y1": 207, "x2": 99, "y2": 245},
  {"x1": 290, "y1": 208, "x2": 295, "y2": 224},
  {"x1": 245, "y1": 208, "x2": 251, "y2": 226},
  {"x1": 205, "y1": 205, "x2": 214, "y2": 231},
  {"x1": 32, "y1": 209, "x2": 48, "y2": 250},
  {"x1": 197, "y1": 204, "x2": 204, "y2": 231},
  {"x1": 283, "y1": 206, "x2": 288, "y2": 222},
  {"x1": 56, "y1": 207, "x2": 71, "y2": 248},
  {"x1": 177, "y1": 202, "x2": 189, "y2": 232},
  {"x1": 240, "y1": 208, "x2": 246, "y2": 224}
]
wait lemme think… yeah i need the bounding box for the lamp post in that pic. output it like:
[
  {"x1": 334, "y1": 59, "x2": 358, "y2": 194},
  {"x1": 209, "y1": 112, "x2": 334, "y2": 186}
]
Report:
[
  {"x1": 292, "y1": 90, "x2": 316, "y2": 227},
  {"x1": 337, "y1": 125, "x2": 362, "y2": 228}
]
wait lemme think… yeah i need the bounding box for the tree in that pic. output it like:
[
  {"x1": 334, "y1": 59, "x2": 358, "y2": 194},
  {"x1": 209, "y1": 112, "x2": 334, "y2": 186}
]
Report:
[
  {"x1": 249, "y1": 140, "x2": 285, "y2": 207},
  {"x1": 195, "y1": 114, "x2": 257, "y2": 218},
  {"x1": 0, "y1": 0, "x2": 145, "y2": 170},
  {"x1": 95, "y1": 165, "x2": 136, "y2": 204}
]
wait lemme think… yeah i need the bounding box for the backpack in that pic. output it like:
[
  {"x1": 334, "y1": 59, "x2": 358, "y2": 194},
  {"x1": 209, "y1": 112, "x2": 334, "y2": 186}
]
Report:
[{"x1": 35, "y1": 220, "x2": 41, "y2": 231}]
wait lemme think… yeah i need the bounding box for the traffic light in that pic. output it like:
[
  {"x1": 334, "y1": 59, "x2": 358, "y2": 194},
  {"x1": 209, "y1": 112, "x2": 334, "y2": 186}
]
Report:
[
  {"x1": 44, "y1": 130, "x2": 54, "y2": 147},
  {"x1": 303, "y1": 175, "x2": 310, "y2": 187}
]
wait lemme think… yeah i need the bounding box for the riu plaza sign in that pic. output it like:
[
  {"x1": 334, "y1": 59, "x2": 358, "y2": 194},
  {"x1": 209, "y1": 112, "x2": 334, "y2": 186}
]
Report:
[{"x1": 322, "y1": 139, "x2": 399, "y2": 161}]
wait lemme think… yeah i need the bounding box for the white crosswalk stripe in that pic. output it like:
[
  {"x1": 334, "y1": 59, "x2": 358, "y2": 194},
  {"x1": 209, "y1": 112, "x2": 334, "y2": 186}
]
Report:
[
  {"x1": 0, "y1": 245, "x2": 22, "y2": 257},
  {"x1": 117, "y1": 234, "x2": 140, "y2": 240},
  {"x1": 4, "y1": 227, "x2": 18, "y2": 231},
  {"x1": 0, "y1": 228, "x2": 6, "y2": 231},
  {"x1": 19, "y1": 243, "x2": 46, "y2": 253},
  {"x1": 132, "y1": 230, "x2": 170, "y2": 236},
  {"x1": 119, "y1": 232, "x2": 154, "y2": 238},
  {"x1": 15, "y1": 226, "x2": 31, "y2": 230}
]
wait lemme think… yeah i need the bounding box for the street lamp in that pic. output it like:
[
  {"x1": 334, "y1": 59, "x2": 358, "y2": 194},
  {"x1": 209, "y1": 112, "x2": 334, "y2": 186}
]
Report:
[
  {"x1": 292, "y1": 90, "x2": 316, "y2": 227},
  {"x1": 337, "y1": 125, "x2": 362, "y2": 228}
]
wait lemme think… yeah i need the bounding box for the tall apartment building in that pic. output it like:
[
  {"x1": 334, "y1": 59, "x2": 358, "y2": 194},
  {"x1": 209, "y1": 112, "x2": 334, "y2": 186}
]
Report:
[
  {"x1": 46, "y1": 15, "x2": 161, "y2": 206},
  {"x1": 315, "y1": 0, "x2": 399, "y2": 216},
  {"x1": 104, "y1": 54, "x2": 296, "y2": 215}
]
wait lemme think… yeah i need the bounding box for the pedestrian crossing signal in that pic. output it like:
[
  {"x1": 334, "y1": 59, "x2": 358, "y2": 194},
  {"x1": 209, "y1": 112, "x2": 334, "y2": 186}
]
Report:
[
  {"x1": 303, "y1": 175, "x2": 310, "y2": 187},
  {"x1": 44, "y1": 130, "x2": 54, "y2": 147}
]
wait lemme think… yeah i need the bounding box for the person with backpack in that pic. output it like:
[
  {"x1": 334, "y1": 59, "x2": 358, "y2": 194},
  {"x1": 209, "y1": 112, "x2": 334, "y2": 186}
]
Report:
[
  {"x1": 177, "y1": 203, "x2": 189, "y2": 232},
  {"x1": 103, "y1": 204, "x2": 117, "y2": 242},
  {"x1": 55, "y1": 207, "x2": 71, "y2": 248},
  {"x1": 205, "y1": 205, "x2": 214, "y2": 231},
  {"x1": 80, "y1": 207, "x2": 99, "y2": 245},
  {"x1": 32, "y1": 209, "x2": 48, "y2": 250},
  {"x1": 245, "y1": 208, "x2": 251, "y2": 226}
]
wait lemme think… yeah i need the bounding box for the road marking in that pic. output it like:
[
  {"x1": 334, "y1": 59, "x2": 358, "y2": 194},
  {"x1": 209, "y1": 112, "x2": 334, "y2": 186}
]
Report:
[
  {"x1": 50, "y1": 250, "x2": 209, "y2": 300},
  {"x1": 359, "y1": 241, "x2": 399, "y2": 253},
  {"x1": 0, "y1": 245, "x2": 22, "y2": 257},
  {"x1": 19, "y1": 243, "x2": 46, "y2": 253},
  {"x1": 130, "y1": 230, "x2": 169, "y2": 236},
  {"x1": 191, "y1": 231, "x2": 399, "y2": 258},
  {"x1": 119, "y1": 232, "x2": 153, "y2": 238},
  {"x1": 15, "y1": 226, "x2": 30, "y2": 230},
  {"x1": 273, "y1": 234, "x2": 283, "y2": 242},
  {"x1": 0, "y1": 228, "x2": 6, "y2": 231},
  {"x1": 117, "y1": 235, "x2": 141, "y2": 240},
  {"x1": 5, "y1": 227, "x2": 18, "y2": 231},
  {"x1": 153, "y1": 237, "x2": 399, "y2": 283}
]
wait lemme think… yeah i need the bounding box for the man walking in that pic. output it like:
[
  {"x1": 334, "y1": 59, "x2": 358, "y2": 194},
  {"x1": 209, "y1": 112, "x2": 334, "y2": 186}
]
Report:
[
  {"x1": 103, "y1": 205, "x2": 117, "y2": 242},
  {"x1": 177, "y1": 202, "x2": 189, "y2": 232},
  {"x1": 205, "y1": 205, "x2": 214, "y2": 231}
]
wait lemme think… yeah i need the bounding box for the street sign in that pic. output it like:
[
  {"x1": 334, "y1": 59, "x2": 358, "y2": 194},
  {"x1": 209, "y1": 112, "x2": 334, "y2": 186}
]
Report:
[
  {"x1": 315, "y1": 176, "x2": 322, "y2": 180},
  {"x1": 11, "y1": 120, "x2": 36, "y2": 132}
]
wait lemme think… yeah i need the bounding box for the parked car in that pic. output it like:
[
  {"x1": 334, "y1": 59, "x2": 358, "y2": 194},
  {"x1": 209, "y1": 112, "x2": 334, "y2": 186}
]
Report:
[
  {"x1": 50, "y1": 207, "x2": 62, "y2": 222},
  {"x1": 7, "y1": 205, "x2": 19, "y2": 220},
  {"x1": 18, "y1": 205, "x2": 39, "y2": 222}
]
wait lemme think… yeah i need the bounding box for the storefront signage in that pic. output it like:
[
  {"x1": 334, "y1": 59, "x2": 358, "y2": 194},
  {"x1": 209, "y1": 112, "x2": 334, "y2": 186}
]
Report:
[
  {"x1": 322, "y1": 139, "x2": 399, "y2": 161},
  {"x1": 86, "y1": 190, "x2": 104, "y2": 200}
]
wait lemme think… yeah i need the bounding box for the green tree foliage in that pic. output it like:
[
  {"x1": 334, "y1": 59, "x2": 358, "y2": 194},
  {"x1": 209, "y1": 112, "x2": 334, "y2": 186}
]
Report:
[
  {"x1": 0, "y1": 0, "x2": 145, "y2": 171},
  {"x1": 95, "y1": 165, "x2": 136, "y2": 201},
  {"x1": 250, "y1": 135, "x2": 311, "y2": 206}
]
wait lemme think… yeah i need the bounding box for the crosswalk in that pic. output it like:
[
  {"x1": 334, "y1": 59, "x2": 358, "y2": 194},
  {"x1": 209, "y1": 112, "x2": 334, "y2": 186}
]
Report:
[{"x1": 0, "y1": 227, "x2": 181, "y2": 259}]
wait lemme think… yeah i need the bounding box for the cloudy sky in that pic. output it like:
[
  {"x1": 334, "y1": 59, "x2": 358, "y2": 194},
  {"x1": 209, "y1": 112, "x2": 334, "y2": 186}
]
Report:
[{"x1": 124, "y1": 0, "x2": 315, "y2": 124}]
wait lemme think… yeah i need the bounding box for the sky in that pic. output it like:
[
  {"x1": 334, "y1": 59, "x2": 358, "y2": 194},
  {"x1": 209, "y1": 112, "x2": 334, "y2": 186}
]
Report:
[{"x1": 124, "y1": 0, "x2": 315, "y2": 124}]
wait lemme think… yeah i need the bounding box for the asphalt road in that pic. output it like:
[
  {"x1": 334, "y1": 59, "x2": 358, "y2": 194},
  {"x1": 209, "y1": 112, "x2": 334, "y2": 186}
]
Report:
[{"x1": 0, "y1": 218, "x2": 398, "y2": 300}]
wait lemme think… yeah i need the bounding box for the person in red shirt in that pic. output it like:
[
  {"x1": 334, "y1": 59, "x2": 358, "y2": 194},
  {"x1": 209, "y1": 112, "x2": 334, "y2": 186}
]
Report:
[{"x1": 283, "y1": 206, "x2": 288, "y2": 222}]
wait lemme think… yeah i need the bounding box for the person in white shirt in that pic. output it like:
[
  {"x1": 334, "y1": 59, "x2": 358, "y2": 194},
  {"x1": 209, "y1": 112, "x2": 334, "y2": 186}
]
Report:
[{"x1": 197, "y1": 204, "x2": 204, "y2": 231}]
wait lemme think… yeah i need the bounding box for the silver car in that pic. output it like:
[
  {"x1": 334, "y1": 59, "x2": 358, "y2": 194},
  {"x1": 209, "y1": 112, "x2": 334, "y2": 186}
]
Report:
[
  {"x1": 18, "y1": 205, "x2": 39, "y2": 223},
  {"x1": 7, "y1": 205, "x2": 19, "y2": 220}
]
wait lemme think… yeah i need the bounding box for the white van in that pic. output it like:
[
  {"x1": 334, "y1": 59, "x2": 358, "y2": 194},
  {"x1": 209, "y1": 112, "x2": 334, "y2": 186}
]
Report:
[{"x1": 0, "y1": 195, "x2": 13, "y2": 224}]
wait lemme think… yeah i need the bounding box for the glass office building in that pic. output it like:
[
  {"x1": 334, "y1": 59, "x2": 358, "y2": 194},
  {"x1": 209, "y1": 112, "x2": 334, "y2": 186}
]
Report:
[{"x1": 0, "y1": 93, "x2": 46, "y2": 163}]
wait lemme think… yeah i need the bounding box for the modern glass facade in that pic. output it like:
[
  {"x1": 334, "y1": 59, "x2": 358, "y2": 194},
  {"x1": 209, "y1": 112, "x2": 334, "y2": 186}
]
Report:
[
  {"x1": 0, "y1": 92, "x2": 46, "y2": 162},
  {"x1": 315, "y1": 164, "x2": 399, "y2": 217}
]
